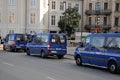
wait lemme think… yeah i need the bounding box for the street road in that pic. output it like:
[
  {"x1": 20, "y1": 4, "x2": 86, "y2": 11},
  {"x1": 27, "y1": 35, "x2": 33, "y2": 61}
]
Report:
[{"x1": 0, "y1": 50, "x2": 120, "y2": 80}]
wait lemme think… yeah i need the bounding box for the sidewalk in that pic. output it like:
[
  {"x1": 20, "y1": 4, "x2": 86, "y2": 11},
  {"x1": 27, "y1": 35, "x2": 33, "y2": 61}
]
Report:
[
  {"x1": 67, "y1": 47, "x2": 76, "y2": 56},
  {"x1": 0, "y1": 44, "x2": 3, "y2": 50}
]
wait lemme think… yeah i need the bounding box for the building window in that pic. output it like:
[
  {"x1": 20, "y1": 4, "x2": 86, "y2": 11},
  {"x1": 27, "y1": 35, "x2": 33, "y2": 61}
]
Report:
[
  {"x1": 9, "y1": 12, "x2": 15, "y2": 24},
  {"x1": 51, "y1": 15, "x2": 56, "y2": 25},
  {"x1": 115, "y1": 3, "x2": 120, "y2": 11},
  {"x1": 52, "y1": 1, "x2": 56, "y2": 10},
  {"x1": 31, "y1": 0, "x2": 37, "y2": 7},
  {"x1": 75, "y1": 4, "x2": 79, "y2": 10},
  {"x1": 95, "y1": 16, "x2": 100, "y2": 25},
  {"x1": 104, "y1": 17, "x2": 107, "y2": 25},
  {"x1": 104, "y1": 3, "x2": 108, "y2": 10},
  {"x1": 95, "y1": 2, "x2": 101, "y2": 10},
  {"x1": 115, "y1": 17, "x2": 119, "y2": 26},
  {"x1": 8, "y1": 0, "x2": 15, "y2": 5},
  {"x1": 89, "y1": 3, "x2": 92, "y2": 10},
  {"x1": 9, "y1": 30, "x2": 14, "y2": 34},
  {"x1": 60, "y1": 16, "x2": 64, "y2": 20},
  {"x1": 60, "y1": 2, "x2": 64, "y2": 10},
  {"x1": 30, "y1": 13, "x2": 36, "y2": 24},
  {"x1": 89, "y1": 17, "x2": 91, "y2": 25},
  {"x1": 68, "y1": 3, "x2": 71, "y2": 8}
]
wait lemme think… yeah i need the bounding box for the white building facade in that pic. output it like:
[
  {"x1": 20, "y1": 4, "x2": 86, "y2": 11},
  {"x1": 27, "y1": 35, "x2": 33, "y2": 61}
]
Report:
[{"x1": 0, "y1": 0, "x2": 82, "y2": 37}]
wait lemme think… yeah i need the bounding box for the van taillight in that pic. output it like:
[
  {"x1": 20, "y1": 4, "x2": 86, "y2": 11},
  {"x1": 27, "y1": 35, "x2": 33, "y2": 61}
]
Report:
[{"x1": 47, "y1": 44, "x2": 50, "y2": 50}]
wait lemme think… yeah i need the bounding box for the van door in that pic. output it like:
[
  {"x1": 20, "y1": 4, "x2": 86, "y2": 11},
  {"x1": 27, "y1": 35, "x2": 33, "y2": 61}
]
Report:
[
  {"x1": 89, "y1": 36, "x2": 106, "y2": 66},
  {"x1": 15, "y1": 34, "x2": 27, "y2": 49},
  {"x1": 79, "y1": 36, "x2": 91, "y2": 64},
  {"x1": 50, "y1": 34, "x2": 67, "y2": 55},
  {"x1": 104, "y1": 37, "x2": 120, "y2": 66}
]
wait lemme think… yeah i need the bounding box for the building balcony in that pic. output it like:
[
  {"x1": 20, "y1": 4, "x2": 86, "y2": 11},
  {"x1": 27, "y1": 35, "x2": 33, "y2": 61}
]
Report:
[
  {"x1": 85, "y1": 10, "x2": 112, "y2": 15},
  {"x1": 85, "y1": 24, "x2": 111, "y2": 30}
]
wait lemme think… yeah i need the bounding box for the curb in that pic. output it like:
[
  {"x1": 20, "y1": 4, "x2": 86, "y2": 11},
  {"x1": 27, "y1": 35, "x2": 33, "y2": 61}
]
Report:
[{"x1": 66, "y1": 54, "x2": 74, "y2": 56}]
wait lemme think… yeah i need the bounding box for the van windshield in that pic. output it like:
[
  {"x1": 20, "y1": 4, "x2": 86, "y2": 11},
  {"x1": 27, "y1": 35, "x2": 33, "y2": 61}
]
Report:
[
  {"x1": 51, "y1": 35, "x2": 66, "y2": 44},
  {"x1": 16, "y1": 35, "x2": 27, "y2": 41}
]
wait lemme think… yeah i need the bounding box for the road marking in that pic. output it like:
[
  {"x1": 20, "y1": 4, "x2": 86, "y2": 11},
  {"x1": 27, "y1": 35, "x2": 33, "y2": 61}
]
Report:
[
  {"x1": 3, "y1": 62, "x2": 15, "y2": 67},
  {"x1": 47, "y1": 76, "x2": 56, "y2": 80}
]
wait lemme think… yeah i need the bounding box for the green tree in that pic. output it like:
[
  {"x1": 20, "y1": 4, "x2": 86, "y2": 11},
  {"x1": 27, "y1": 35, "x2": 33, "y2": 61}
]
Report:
[{"x1": 58, "y1": 7, "x2": 81, "y2": 37}]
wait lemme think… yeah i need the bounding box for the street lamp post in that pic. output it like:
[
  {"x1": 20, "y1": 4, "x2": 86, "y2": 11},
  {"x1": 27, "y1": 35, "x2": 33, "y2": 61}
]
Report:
[
  {"x1": 81, "y1": 0, "x2": 84, "y2": 42},
  {"x1": 48, "y1": 3, "x2": 50, "y2": 33},
  {"x1": 63, "y1": 1, "x2": 66, "y2": 33}
]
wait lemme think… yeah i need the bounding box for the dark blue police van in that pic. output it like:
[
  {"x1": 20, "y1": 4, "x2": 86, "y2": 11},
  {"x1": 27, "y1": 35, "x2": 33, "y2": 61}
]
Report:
[
  {"x1": 74, "y1": 33, "x2": 120, "y2": 73},
  {"x1": 3, "y1": 33, "x2": 28, "y2": 51},
  {"x1": 26, "y1": 33, "x2": 67, "y2": 59}
]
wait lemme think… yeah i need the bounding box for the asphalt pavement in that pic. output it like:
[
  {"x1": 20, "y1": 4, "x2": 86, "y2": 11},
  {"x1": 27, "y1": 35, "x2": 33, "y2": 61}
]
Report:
[{"x1": 0, "y1": 51, "x2": 120, "y2": 80}]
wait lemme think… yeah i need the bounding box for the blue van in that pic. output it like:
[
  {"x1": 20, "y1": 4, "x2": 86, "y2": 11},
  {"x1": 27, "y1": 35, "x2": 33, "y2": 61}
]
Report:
[
  {"x1": 3, "y1": 33, "x2": 28, "y2": 51},
  {"x1": 74, "y1": 33, "x2": 120, "y2": 73},
  {"x1": 26, "y1": 33, "x2": 67, "y2": 59}
]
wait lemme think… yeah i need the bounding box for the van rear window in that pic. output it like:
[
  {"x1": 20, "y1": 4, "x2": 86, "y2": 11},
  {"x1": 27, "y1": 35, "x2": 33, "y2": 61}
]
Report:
[
  {"x1": 16, "y1": 35, "x2": 27, "y2": 41},
  {"x1": 51, "y1": 35, "x2": 66, "y2": 44}
]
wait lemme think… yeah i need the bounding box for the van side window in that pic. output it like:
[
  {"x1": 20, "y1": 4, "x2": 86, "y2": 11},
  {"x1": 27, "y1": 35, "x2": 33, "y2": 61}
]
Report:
[
  {"x1": 34, "y1": 36, "x2": 41, "y2": 43},
  {"x1": 16, "y1": 35, "x2": 27, "y2": 41},
  {"x1": 82, "y1": 37, "x2": 90, "y2": 47},
  {"x1": 8, "y1": 35, "x2": 14, "y2": 41},
  {"x1": 105, "y1": 37, "x2": 120, "y2": 49},
  {"x1": 40, "y1": 35, "x2": 48, "y2": 43},
  {"x1": 91, "y1": 37, "x2": 105, "y2": 48}
]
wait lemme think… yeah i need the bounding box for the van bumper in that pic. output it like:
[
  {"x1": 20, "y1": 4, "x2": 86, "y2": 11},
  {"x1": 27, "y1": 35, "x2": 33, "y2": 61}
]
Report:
[{"x1": 47, "y1": 50, "x2": 67, "y2": 56}]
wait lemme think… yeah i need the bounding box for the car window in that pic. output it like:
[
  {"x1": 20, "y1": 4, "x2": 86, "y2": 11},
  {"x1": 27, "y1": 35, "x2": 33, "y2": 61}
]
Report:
[
  {"x1": 91, "y1": 37, "x2": 105, "y2": 48},
  {"x1": 8, "y1": 35, "x2": 14, "y2": 41},
  {"x1": 16, "y1": 35, "x2": 27, "y2": 41},
  {"x1": 105, "y1": 37, "x2": 120, "y2": 49},
  {"x1": 41, "y1": 34, "x2": 48, "y2": 43},
  {"x1": 34, "y1": 36, "x2": 41, "y2": 43},
  {"x1": 82, "y1": 37, "x2": 90, "y2": 47},
  {"x1": 51, "y1": 35, "x2": 66, "y2": 44}
]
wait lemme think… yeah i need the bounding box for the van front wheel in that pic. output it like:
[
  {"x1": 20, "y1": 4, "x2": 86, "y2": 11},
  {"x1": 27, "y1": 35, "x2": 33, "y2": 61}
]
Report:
[
  {"x1": 108, "y1": 61, "x2": 118, "y2": 73},
  {"x1": 41, "y1": 51, "x2": 46, "y2": 58},
  {"x1": 76, "y1": 56, "x2": 82, "y2": 66},
  {"x1": 3, "y1": 45, "x2": 6, "y2": 51},
  {"x1": 26, "y1": 49, "x2": 30, "y2": 56}
]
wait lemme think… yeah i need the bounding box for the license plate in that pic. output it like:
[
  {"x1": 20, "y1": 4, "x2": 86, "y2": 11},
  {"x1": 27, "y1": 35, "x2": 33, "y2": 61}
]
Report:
[{"x1": 51, "y1": 51, "x2": 57, "y2": 53}]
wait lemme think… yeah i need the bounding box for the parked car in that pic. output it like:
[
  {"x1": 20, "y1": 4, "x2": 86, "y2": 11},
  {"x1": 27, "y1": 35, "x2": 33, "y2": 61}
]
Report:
[
  {"x1": 3, "y1": 33, "x2": 29, "y2": 51},
  {"x1": 74, "y1": 33, "x2": 120, "y2": 73},
  {"x1": 26, "y1": 33, "x2": 67, "y2": 59}
]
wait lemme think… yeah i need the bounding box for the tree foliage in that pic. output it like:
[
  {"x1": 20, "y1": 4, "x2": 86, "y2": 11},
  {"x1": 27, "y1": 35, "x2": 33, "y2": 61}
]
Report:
[{"x1": 58, "y1": 7, "x2": 81, "y2": 37}]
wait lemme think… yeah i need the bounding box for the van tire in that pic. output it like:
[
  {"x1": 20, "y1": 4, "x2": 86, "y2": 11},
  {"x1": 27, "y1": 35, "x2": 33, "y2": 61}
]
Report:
[
  {"x1": 41, "y1": 51, "x2": 46, "y2": 58},
  {"x1": 3, "y1": 45, "x2": 6, "y2": 51},
  {"x1": 76, "y1": 56, "x2": 82, "y2": 66},
  {"x1": 57, "y1": 55, "x2": 64, "y2": 59},
  {"x1": 26, "y1": 49, "x2": 30, "y2": 55},
  {"x1": 108, "y1": 61, "x2": 118, "y2": 73}
]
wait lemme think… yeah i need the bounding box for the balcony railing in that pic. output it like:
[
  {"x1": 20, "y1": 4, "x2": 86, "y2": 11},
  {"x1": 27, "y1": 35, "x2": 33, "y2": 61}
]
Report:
[
  {"x1": 85, "y1": 24, "x2": 111, "y2": 30},
  {"x1": 85, "y1": 10, "x2": 112, "y2": 15}
]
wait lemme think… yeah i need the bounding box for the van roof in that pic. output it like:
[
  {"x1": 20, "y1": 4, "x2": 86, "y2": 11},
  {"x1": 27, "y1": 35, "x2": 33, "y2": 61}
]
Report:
[
  {"x1": 35, "y1": 33, "x2": 66, "y2": 35},
  {"x1": 88, "y1": 33, "x2": 120, "y2": 37},
  {"x1": 8, "y1": 33, "x2": 25, "y2": 35}
]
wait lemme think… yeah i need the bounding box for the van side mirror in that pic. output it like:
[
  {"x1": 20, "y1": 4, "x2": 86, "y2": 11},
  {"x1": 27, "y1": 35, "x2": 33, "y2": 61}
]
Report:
[{"x1": 79, "y1": 42, "x2": 83, "y2": 47}]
